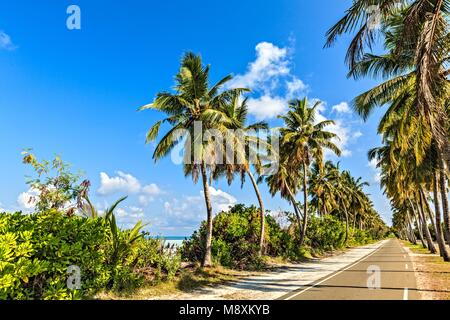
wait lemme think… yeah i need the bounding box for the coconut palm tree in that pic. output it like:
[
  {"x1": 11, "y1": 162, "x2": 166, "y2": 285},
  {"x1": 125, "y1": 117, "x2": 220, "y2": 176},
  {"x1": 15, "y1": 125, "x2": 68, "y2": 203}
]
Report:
[
  {"x1": 309, "y1": 161, "x2": 338, "y2": 217},
  {"x1": 327, "y1": 1, "x2": 450, "y2": 168},
  {"x1": 262, "y1": 151, "x2": 304, "y2": 239},
  {"x1": 140, "y1": 52, "x2": 248, "y2": 267},
  {"x1": 278, "y1": 98, "x2": 341, "y2": 246},
  {"x1": 210, "y1": 93, "x2": 270, "y2": 256}
]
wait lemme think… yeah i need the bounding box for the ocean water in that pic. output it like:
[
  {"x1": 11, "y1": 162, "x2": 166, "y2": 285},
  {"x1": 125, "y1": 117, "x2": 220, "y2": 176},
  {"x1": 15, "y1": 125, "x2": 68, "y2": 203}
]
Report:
[{"x1": 151, "y1": 236, "x2": 190, "y2": 248}]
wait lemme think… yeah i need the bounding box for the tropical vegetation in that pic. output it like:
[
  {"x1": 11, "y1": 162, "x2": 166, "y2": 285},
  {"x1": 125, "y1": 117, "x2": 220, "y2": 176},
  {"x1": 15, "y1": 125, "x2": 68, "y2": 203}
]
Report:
[{"x1": 327, "y1": 0, "x2": 450, "y2": 261}]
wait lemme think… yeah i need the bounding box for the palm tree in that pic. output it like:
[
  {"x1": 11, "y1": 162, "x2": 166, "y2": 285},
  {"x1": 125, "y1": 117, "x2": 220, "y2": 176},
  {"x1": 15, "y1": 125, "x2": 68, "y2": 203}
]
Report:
[
  {"x1": 326, "y1": 1, "x2": 450, "y2": 168},
  {"x1": 140, "y1": 52, "x2": 248, "y2": 267},
  {"x1": 328, "y1": 4, "x2": 450, "y2": 259},
  {"x1": 309, "y1": 161, "x2": 338, "y2": 217},
  {"x1": 211, "y1": 94, "x2": 270, "y2": 256},
  {"x1": 263, "y1": 151, "x2": 302, "y2": 229},
  {"x1": 278, "y1": 98, "x2": 341, "y2": 246}
]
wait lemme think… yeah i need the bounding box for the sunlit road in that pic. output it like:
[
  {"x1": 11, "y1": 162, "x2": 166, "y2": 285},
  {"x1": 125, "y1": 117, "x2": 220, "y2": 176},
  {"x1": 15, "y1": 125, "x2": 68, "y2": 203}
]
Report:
[{"x1": 280, "y1": 239, "x2": 419, "y2": 300}]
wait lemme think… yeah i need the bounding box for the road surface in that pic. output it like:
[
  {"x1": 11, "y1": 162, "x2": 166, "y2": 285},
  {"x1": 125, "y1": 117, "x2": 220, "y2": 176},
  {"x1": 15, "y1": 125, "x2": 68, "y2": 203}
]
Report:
[{"x1": 280, "y1": 239, "x2": 419, "y2": 300}]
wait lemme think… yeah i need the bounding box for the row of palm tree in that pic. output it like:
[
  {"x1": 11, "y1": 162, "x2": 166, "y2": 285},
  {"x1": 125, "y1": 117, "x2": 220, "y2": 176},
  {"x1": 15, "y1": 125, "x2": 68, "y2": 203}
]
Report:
[
  {"x1": 327, "y1": 1, "x2": 450, "y2": 261},
  {"x1": 140, "y1": 53, "x2": 385, "y2": 267}
]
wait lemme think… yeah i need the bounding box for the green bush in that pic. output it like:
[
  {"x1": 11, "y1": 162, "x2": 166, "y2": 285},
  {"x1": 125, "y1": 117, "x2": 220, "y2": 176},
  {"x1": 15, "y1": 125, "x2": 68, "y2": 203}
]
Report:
[
  {"x1": 0, "y1": 211, "x2": 110, "y2": 300},
  {"x1": 0, "y1": 211, "x2": 181, "y2": 300},
  {"x1": 181, "y1": 205, "x2": 266, "y2": 270},
  {"x1": 130, "y1": 236, "x2": 181, "y2": 282},
  {"x1": 182, "y1": 205, "x2": 384, "y2": 269},
  {"x1": 306, "y1": 215, "x2": 347, "y2": 253}
]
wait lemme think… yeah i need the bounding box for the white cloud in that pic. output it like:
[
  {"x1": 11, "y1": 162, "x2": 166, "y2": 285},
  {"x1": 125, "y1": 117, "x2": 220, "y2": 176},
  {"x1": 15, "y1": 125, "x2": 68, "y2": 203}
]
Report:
[
  {"x1": 115, "y1": 206, "x2": 145, "y2": 229},
  {"x1": 314, "y1": 103, "x2": 353, "y2": 157},
  {"x1": 206, "y1": 186, "x2": 237, "y2": 213},
  {"x1": 229, "y1": 42, "x2": 289, "y2": 90},
  {"x1": 97, "y1": 172, "x2": 164, "y2": 204},
  {"x1": 17, "y1": 188, "x2": 40, "y2": 210},
  {"x1": 0, "y1": 202, "x2": 4, "y2": 212},
  {"x1": 139, "y1": 183, "x2": 164, "y2": 206},
  {"x1": 98, "y1": 171, "x2": 141, "y2": 195},
  {"x1": 332, "y1": 102, "x2": 351, "y2": 114},
  {"x1": 0, "y1": 31, "x2": 16, "y2": 50},
  {"x1": 368, "y1": 158, "x2": 378, "y2": 170},
  {"x1": 286, "y1": 77, "x2": 307, "y2": 98},
  {"x1": 227, "y1": 41, "x2": 307, "y2": 119},
  {"x1": 368, "y1": 159, "x2": 382, "y2": 183},
  {"x1": 163, "y1": 187, "x2": 237, "y2": 228},
  {"x1": 352, "y1": 131, "x2": 363, "y2": 139},
  {"x1": 247, "y1": 95, "x2": 287, "y2": 120}
]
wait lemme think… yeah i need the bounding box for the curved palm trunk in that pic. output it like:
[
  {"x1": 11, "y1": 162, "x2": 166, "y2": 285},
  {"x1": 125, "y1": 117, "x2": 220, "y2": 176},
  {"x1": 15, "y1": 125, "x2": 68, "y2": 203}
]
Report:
[
  {"x1": 246, "y1": 169, "x2": 265, "y2": 256},
  {"x1": 420, "y1": 188, "x2": 438, "y2": 240},
  {"x1": 417, "y1": 196, "x2": 437, "y2": 254},
  {"x1": 286, "y1": 184, "x2": 303, "y2": 240},
  {"x1": 342, "y1": 200, "x2": 349, "y2": 244},
  {"x1": 406, "y1": 211, "x2": 417, "y2": 245},
  {"x1": 201, "y1": 162, "x2": 214, "y2": 267},
  {"x1": 438, "y1": 164, "x2": 450, "y2": 246},
  {"x1": 406, "y1": 210, "x2": 417, "y2": 244},
  {"x1": 409, "y1": 198, "x2": 426, "y2": 248},
  {"x1": 298, "y1": 163, "x2": 308, "y2": 248},
  {"x1": 433, "y1": 173, "x2": 450, "y2": 261}
]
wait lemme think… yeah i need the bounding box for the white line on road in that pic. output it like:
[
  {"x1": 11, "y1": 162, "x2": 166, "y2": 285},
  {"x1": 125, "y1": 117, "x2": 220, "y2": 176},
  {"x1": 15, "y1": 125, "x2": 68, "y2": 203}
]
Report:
[
  {"x1": 284, "y1": 241, "x2": 386, "y2": 300},
  {"x1": 403, "y1": 288, "x2": 409, "y2": 300}
]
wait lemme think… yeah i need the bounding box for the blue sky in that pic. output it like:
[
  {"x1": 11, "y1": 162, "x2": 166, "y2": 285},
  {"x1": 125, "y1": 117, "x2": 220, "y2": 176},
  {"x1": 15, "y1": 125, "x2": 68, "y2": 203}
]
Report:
[{"x1": 0, "y1": 0, "x2": 391, "y2": 235}]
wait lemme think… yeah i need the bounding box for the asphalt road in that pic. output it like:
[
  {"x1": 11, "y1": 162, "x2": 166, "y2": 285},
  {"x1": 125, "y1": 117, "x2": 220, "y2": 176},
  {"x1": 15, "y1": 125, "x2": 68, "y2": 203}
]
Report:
[{"x1": 281, "y1": 239, "x2": 419, "y2": 300}]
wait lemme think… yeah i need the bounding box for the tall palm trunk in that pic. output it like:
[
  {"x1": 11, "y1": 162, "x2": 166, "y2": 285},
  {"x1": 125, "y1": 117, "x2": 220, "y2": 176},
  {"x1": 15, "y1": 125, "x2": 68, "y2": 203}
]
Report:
[
  {"x1": 406, "y1": 211, "x2": 417, "y2": 245},
  {"x1": 433, "y1": 173, "x2": 450, "y2": 261},
  {"x1": 298, "y1": 163, "x2": 308, "y2": 247},
  {"x1": 201, "y1": 162, "x2": 214, "y2": 267},
  {"x1": 409, "y1": 198, "x2": 426, "y2": 248},
  {"x1": 438, "y1": 161, "x2": 450, "y2": 245},
  {"x1": 342, "y1": 199, "x2": 349, "y2": 244},
  {"x1": 247, "y1": 169, "x2": 265, "y2": 256},
  {"x1": 417, "y1": 197, "x2": 437, "y2": 254},
  {"x1": 286, "y1": 184, "x2": 303, "y2": 240},
  {"x1": 420, "y1": 188, "x2": 438, "y2": 239}
]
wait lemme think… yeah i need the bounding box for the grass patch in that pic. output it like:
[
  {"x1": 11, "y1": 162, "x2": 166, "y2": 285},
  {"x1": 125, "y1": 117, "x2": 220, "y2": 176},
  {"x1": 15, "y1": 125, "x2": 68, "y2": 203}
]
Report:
[{"x1": 96, "y1": 265, "x2": 258, "y2": 300}]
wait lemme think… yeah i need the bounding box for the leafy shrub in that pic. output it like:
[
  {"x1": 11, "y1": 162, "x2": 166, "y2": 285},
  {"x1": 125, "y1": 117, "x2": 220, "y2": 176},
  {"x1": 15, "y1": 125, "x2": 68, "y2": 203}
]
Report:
[
  {"x1": 182, "y1": 205, "x2": 384, "y2": 269},
  {"x1": 0, "y1": 211, "x2": 110, "y2": 300},
  {"x1": 181, "y1": 205, "x2": 266, "y2": 270},
  {"x1": 0, "y1": 211, "x2": 181, "y2": 300},
  {"x1": 130, "y1": 236, "x2": 181, "y2": 283},
  {"x1": 306, "y1": 215, "x2": 347, "y2": 253}
]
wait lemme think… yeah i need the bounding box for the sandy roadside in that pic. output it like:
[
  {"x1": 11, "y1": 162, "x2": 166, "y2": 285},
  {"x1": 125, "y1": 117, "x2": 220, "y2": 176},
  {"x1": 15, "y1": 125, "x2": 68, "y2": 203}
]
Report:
[
  {"x1": 403, "y1": 242, "x2": 450, "y2": 300},
  {"x1": 149, "y1": 240, "x2": 388, "y2": 300}
]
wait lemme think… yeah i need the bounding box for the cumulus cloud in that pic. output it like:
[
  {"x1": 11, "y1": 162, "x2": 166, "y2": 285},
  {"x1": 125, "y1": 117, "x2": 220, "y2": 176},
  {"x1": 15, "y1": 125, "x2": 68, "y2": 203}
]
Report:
[
  {"x1": 97, "y1": 172, "x2": 163, "y2": 204},
  {"x1": 139, "y1": 183, "x2": 164, "y2": 206},
  {"x1": 0, "y1": 31, "x2": 16, "y2": 50},
  {"x1": 163, "y1": 187, "x2": 237, "y2": 228},
  {"x1": 115, "y1": 206, "x2": 146, "y2": 229},
  {"x1": 17, "y1": 188, "x2": 40, "y2": 210},
  {"x1": 286, "y1": 78, "x2": 307, "y2": 98},
  {"x1": 247, "y1": 95, "x2": 287, "y2": 120},
  {"x1": 228, "y1": 42, "x2": 290, "y2": 90},
  {"x1": 206, "y1": 186, "x2": 237, "y2": 213},
  {"x1": 98, "y1": 171, "x2": 141, "y2": 195},
  {"x1": 332, "y1": 102, "x2": 351, "y2": 114},
  {"x1": 227, "y1": 41, "x2": 307, "y2": 119}
]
